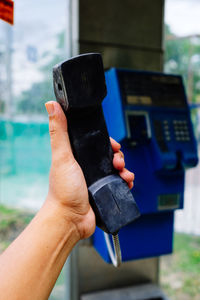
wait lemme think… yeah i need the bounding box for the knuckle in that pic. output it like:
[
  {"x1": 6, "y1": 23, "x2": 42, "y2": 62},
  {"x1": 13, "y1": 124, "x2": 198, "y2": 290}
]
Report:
[
  {"x1": 49, "y1": 126, "x2": 56, "y2": 136},
  {"x1": 52, "y1": 149, "x2": 74, "y2": 165},
  {"x1": 49, "y1": 116, "x2": 56, "y2": 134},
  {"x1": 49, "y1": 114, "x2": 59, "y2": 135},
  {"x1": 119, "y1": 150, "x2": 124, "y2": 158}
]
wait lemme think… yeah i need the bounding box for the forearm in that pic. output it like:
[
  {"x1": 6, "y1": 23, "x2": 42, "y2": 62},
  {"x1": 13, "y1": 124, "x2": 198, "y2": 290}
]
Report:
[{"x1": 0, "y1": 199, "x2": 79, "y2": 300}]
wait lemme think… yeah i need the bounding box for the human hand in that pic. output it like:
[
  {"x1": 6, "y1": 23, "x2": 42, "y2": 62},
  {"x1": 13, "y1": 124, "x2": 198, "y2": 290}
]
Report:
[{"x1": 45, "y1": 101, "x2": 135, "y2": 241}]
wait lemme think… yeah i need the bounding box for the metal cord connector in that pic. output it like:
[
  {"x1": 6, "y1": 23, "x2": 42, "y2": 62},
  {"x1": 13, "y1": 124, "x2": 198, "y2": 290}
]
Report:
[{"x1": 104, "y1": 232, "x2": 122, "y2": 267}]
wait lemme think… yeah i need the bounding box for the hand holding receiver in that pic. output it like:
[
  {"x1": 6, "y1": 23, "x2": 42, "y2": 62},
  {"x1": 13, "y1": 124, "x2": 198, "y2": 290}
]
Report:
[{"x1": 53, "y1": 53, "x2": 140, "y2": 234}]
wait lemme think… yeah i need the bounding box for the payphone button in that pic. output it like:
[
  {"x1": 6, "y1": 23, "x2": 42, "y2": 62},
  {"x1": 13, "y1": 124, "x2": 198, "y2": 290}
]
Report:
[
  {"x1": 164, "y1": 127, "x2": 169, "y2": 132},
  {"x1": 162, "y1": 121, "x2": 172, "y2": 143},
  {"x1": 153, "y1": 120, "x2": 169, "y2": 152},
  {"x1": 173, "y1": 119, "x2": 190, "y2": 142}
]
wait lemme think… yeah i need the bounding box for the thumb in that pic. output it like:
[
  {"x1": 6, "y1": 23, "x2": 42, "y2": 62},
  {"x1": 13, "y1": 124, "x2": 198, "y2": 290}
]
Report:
[{"x1": 45, "y1": 101, "x2": 73, "y2": 163}]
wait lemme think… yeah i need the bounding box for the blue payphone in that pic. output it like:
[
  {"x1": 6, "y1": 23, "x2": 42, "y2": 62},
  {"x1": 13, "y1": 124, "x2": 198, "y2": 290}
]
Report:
[{"x1": 93, "y1": 68, "x2": 198, "y2": 263}]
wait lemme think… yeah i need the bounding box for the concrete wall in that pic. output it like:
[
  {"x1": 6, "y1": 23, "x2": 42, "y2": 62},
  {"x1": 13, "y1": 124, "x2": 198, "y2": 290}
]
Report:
[
  {"x1": 68, "y1": 0, "x2": 165, "y2": 298},
  {"x1": 72, "y1": 0, "x2": 164, "y2": 71}
]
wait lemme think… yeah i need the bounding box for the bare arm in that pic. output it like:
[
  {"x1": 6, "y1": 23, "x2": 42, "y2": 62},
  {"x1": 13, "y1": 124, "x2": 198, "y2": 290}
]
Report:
[
  {"x1": 0, "y1": 201, "x2": 79, "y2": 299},
  {"x1": 0, "y1": 101, "x2": 135, "y2": 300}
]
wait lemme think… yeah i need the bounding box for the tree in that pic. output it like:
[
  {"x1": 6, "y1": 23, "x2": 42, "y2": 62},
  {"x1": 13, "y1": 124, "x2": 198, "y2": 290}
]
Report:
[
  {"x1": 165, "y1": 24, "x2": 200, "y2": 104},
  {"x1": 17, "y1": 31, "x2": 65, "y2": 114}
]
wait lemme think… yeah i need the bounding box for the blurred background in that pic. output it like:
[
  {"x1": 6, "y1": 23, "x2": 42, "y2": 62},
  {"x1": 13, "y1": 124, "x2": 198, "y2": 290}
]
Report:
[{"x1": 0, "y1": 0, "x2": 200, "y2": 299}]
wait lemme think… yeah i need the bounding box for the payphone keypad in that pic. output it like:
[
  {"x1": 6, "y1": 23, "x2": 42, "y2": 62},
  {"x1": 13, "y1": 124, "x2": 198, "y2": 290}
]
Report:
[
  {"x1": 153, "y1": 117, "x2": 192, "y2": 154},
  {"x1": 173, "y1": 120, "x2": 190, "y2": 142},
  {"x1": 160, "y1": 119, "x2": 190, "y2": 144}
]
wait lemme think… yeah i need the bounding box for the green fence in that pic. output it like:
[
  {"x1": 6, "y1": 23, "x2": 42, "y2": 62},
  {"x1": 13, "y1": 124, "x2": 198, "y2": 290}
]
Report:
[{"x1": 0, "y1": 119, "x2": 51, "y2": 210}]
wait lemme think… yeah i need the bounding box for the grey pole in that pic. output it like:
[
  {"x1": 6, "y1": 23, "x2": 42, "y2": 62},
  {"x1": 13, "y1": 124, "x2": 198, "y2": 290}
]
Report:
[{"x1": 5, "y1": 22, "x2": 13, "y2": 118}]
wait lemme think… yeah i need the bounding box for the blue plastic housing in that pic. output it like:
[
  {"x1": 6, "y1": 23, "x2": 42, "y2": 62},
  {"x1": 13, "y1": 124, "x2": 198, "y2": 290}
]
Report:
[
  {"x1": 93, "y1": 212, "x2": 174, "y2": 262},
  {"x1": 92, "y1": 68, "x2": 198, "y2": 263}
]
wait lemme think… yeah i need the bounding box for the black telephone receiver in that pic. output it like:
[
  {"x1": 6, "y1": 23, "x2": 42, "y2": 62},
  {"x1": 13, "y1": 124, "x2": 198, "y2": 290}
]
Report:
[{"x1": 53, "y1": 53, "x2": 140, "y2": 234}]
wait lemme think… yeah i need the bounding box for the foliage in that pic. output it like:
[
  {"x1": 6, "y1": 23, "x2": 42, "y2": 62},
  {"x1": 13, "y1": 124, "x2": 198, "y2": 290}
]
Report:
[
  {"x1": 0, "y1": 204, "x2": 34, "y2": 228},
  {"x1": 17, "y1": 80, "x2": 53, "y2": 114},
  {"x1": 165, "y1": 24, "x2": 200, "y2": 104},
  {"x1": 174, "y1": 233, "x2": 200, "y2": 274},
  {"x1": 16, "y1": 32, "x2": 65, "y2": 114},
  {"x1": 0, "y1": 204, "x2": 34, "y2": 252},
  {"x1": 161, "y1": 233, "x2": 200, "y2": 299}
]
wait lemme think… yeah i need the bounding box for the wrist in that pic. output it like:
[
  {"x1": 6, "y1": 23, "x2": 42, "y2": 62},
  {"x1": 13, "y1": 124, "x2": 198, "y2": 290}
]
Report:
[
  {"x1": 41, "y1": 196, "x2": 81, "y2": 245},
  {"x1": 45, "y1": 193, "x2": 96, "y2": 240}
]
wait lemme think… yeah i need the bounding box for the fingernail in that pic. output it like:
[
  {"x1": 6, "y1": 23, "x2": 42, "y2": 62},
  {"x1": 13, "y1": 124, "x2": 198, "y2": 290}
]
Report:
[
  {"x1": 117, "y1": 142, "x2": 121, "y2": 149},
  {"x1": 45, "y1": 102, "x2": 54, "y2": 116}
]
